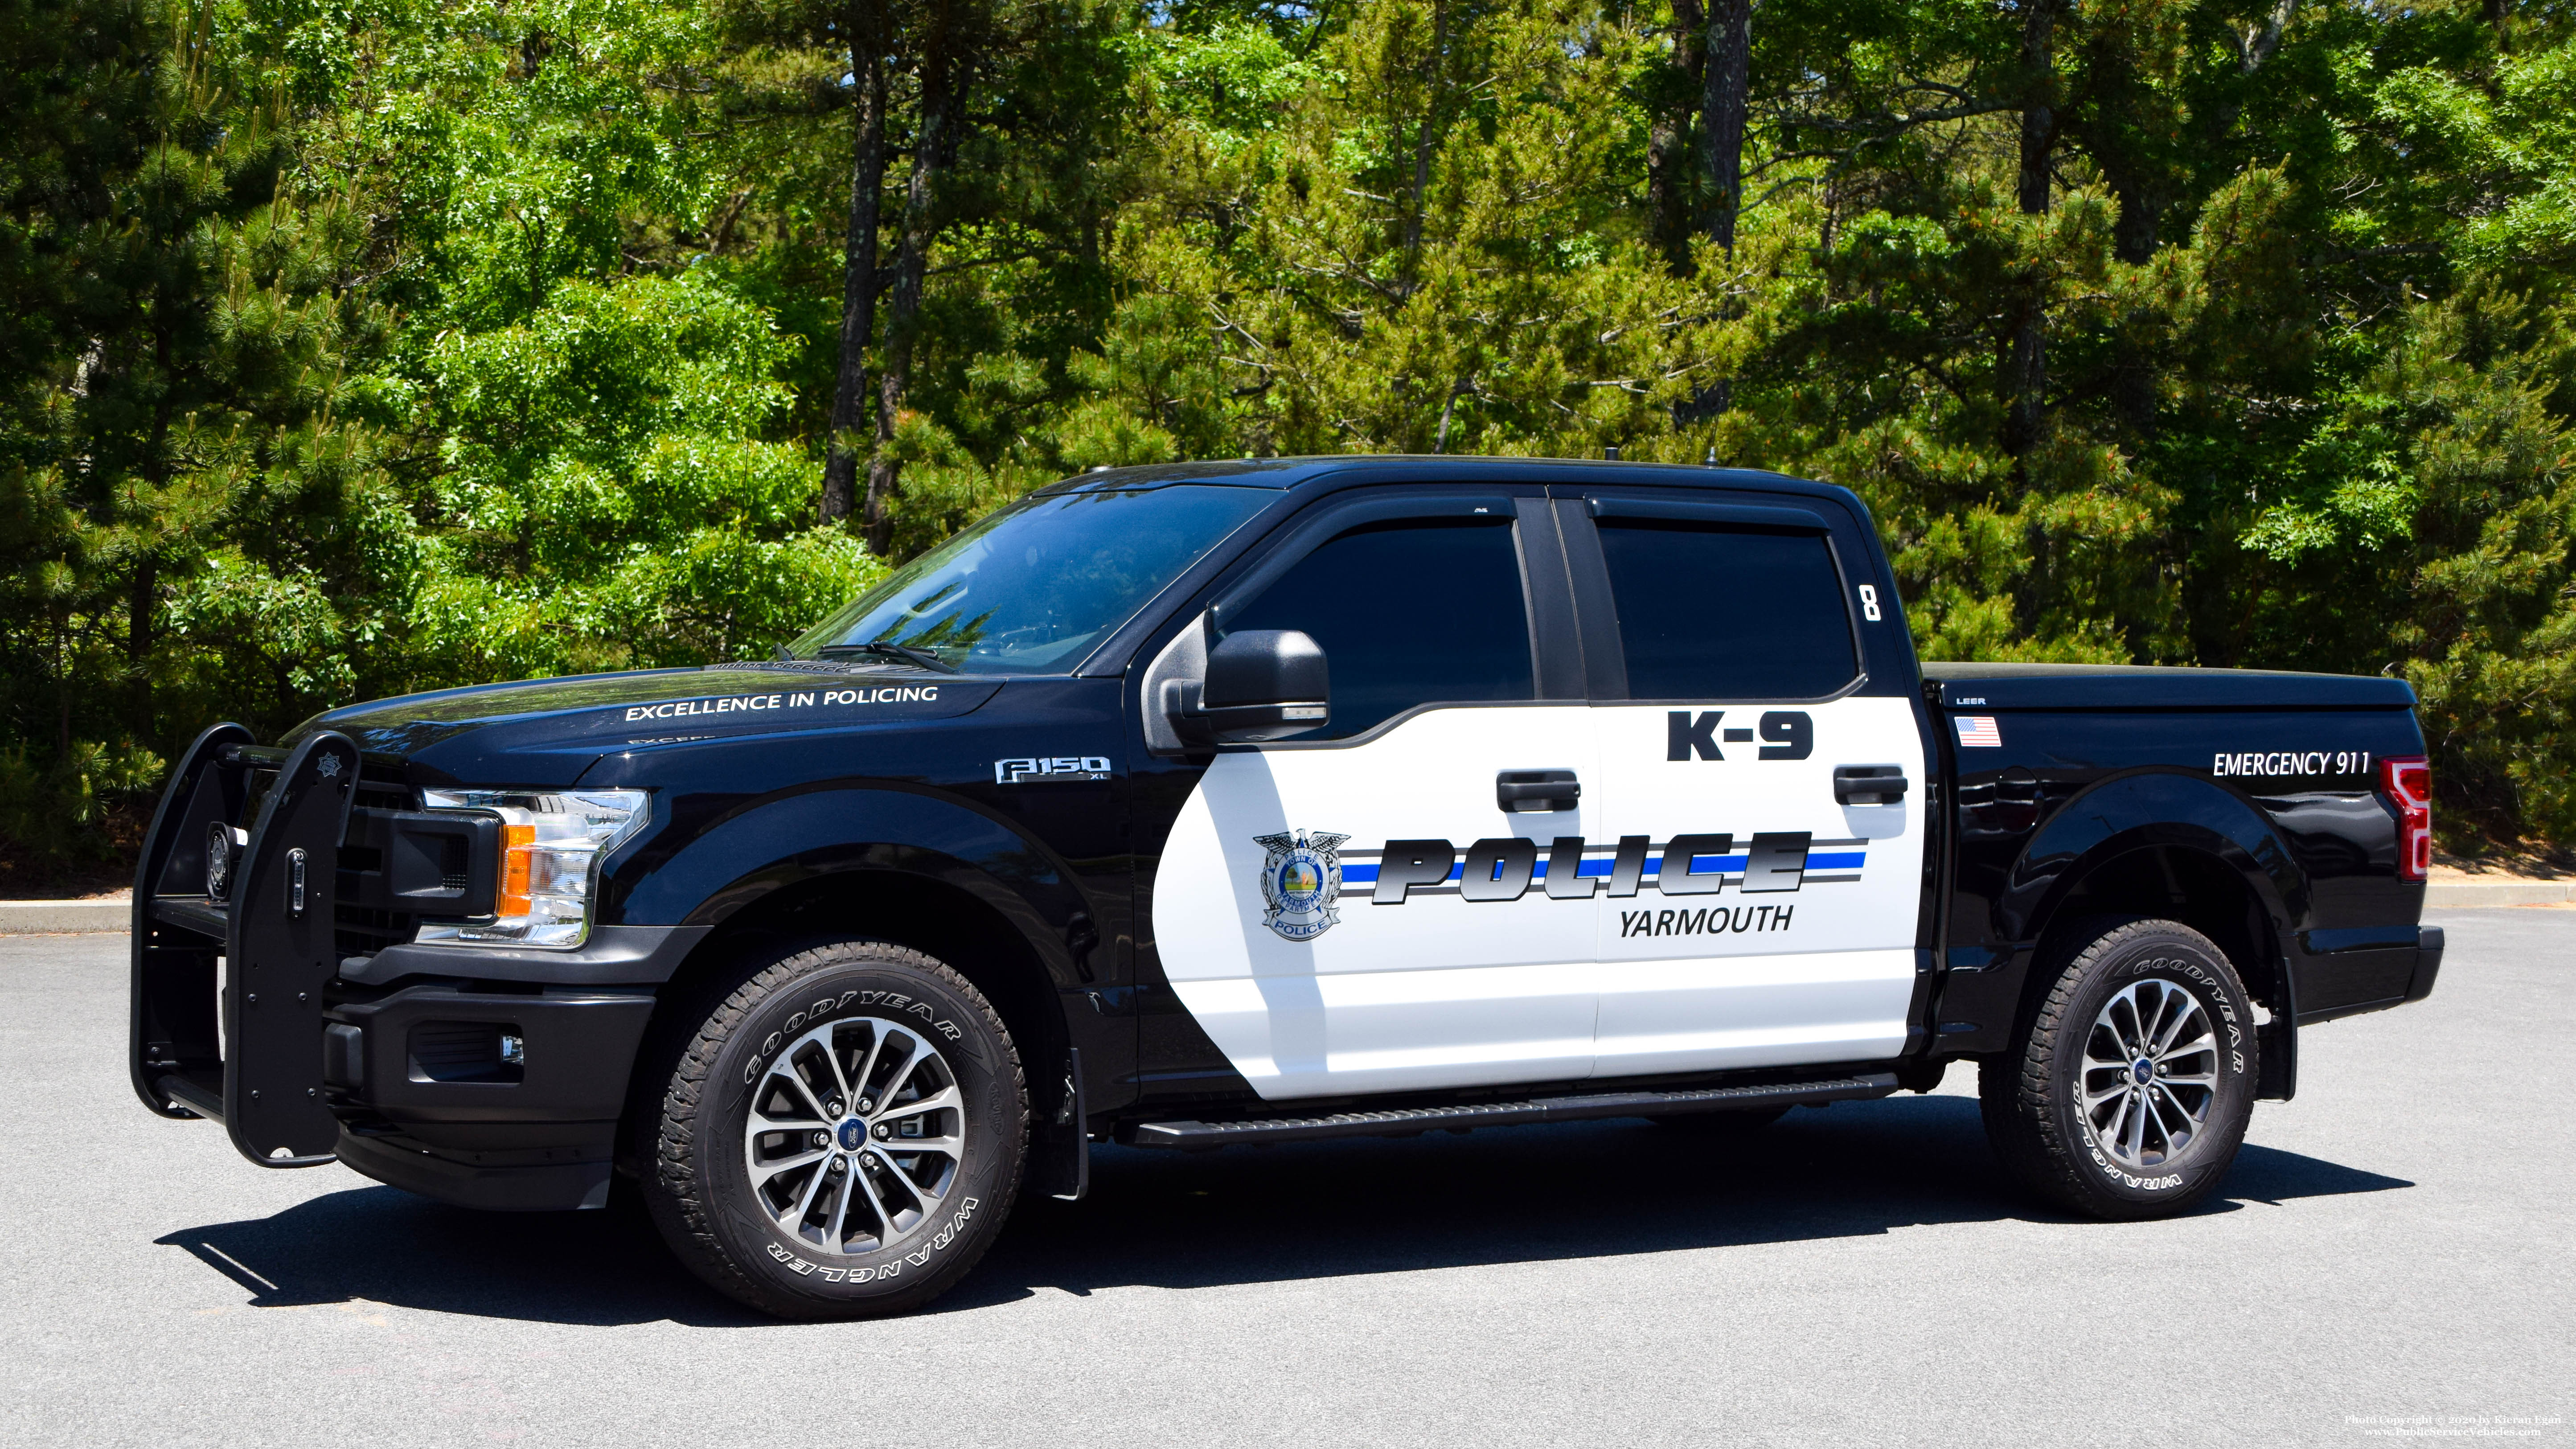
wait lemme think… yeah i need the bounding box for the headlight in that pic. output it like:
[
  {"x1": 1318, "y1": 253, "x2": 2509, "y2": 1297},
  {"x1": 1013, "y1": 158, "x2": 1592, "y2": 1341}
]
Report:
[{"x1": 414, "y1": 789, "x2": 649, "y2": 949}]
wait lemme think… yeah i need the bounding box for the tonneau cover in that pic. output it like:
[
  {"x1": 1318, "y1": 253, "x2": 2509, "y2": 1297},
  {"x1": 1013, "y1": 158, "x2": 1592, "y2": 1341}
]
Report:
[{"x1": 1922, "y1": 661, "x2": 2417, "y2": 710}]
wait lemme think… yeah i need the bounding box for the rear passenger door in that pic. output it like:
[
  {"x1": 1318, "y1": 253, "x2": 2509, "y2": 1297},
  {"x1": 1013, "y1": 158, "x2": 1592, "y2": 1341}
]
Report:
[
  {"x1": 1564, "y1": 490, "x2": 1926, "y2": 1079},
  {"x1": 1148, "y1": 492, "x2": 1605, "y2": 1100}
]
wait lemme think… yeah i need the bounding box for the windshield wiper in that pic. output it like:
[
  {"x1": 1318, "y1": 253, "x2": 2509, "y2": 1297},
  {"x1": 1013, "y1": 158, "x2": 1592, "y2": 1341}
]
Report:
[{"x1": 815, "y1": 640, "x2": 959, "y2": 674}]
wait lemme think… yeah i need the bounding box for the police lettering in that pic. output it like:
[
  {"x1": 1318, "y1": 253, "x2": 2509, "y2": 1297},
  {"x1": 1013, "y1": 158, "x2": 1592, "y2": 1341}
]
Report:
[{"x1": 1363, "y1": 832, "x2": 1821, "y2": 903}]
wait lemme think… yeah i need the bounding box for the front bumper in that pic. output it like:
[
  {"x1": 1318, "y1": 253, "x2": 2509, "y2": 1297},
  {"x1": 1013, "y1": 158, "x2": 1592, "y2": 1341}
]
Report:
[
  {"x1": 325, "y1": 981, "x2": 656, "y2": 1210},
  {"x1": 128, "y1": 724, "x2": 693, "y2": 1211}
]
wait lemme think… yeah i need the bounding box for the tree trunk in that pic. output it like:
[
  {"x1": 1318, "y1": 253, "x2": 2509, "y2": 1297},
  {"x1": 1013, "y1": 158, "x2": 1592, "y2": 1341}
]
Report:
[
  {"x1": 2108, "y1": 167, "x2": 2159, "y2": 440},
  {"x1": 2005, "y1": 0, "x2": 2059, "y2": 463},
  {"x1": 129, "y1": 554, "x2": 153, "y2": 740},
  {"x1": 820, "y1": 4, "x2": 888, "y2": 527},
  {"x1": 1399, "y1": 0, "x2": 1448, "y2": 289},
  {"x1": 863, "y1": 5, "x2": 964, "y2": 558},
  {"x1": 1679, "y1": 0, "x2": 1750, "y2": 420},
  {"x1": 1645, "y1": 0, "x2": 1706, "y2": 267},
  {"x1": 1698, "y1": 0, "x2": 1750, "y2": 256}
]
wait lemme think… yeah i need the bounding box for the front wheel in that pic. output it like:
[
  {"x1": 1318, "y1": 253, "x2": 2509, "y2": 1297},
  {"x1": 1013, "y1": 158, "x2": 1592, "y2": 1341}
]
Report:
[
  {"x1": 1981, "y1": 917, "x2": 2258, "y2": 1220},
  {"x1": 641, "y1": 939, "x2": 1027, "y2": 1319}
]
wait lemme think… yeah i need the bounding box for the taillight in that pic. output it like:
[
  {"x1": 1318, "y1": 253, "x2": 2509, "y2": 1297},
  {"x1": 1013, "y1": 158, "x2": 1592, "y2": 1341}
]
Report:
[{"x1": 2380, "y1": 755, "x2": 2432, "y2": 883}]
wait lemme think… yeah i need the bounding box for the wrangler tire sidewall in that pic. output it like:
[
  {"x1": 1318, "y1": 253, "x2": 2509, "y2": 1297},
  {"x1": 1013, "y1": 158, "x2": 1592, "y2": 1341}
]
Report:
[
  {"x1": 1984, "y1": 917, "x2": 2259, "y2": 1221},
  {"x1": 646, "y1": 940, "x2": 1027, "y2": 1320}
]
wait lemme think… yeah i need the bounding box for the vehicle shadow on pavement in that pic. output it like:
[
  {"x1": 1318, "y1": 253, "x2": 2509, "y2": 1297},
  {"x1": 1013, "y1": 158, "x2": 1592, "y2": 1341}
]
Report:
[
  {"x1": 153, "y1": 1095, "x2": 2411, "y2": 1326},
  {"x1": 945, "y1": 1094, "x2": 2413, "y2": 1310},
  {"x1": 156, "y1": 1183, "x2": 772, "y2": 1327}
]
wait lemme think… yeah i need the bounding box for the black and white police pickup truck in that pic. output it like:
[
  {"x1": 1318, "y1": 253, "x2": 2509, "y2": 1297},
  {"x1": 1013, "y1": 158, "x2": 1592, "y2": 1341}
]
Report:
[{"x1": 128, "y1": 457, "x2": 2444, "y2": 1318}]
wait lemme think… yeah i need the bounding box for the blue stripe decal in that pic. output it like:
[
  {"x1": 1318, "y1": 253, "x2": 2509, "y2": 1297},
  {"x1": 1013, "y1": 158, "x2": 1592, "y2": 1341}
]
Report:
[
  {"x1": 1341, "y1": 863, "x2": 1380, "y2": 883},
  {"x1": 1806, "y1": 851, "x2": 1866, "y2": 870}
]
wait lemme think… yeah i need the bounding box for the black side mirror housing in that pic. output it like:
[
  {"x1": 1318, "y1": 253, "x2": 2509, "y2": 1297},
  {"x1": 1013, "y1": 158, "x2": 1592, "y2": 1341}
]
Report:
[{"x1": 1200, "y1": 630, "x2": 1330, "y2": 743}]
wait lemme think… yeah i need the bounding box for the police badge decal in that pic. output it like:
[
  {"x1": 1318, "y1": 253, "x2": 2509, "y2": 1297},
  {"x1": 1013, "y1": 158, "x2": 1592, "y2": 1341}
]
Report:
[{"x1": 1252, "y1": 829, "x2": 1351, "y2": 942}]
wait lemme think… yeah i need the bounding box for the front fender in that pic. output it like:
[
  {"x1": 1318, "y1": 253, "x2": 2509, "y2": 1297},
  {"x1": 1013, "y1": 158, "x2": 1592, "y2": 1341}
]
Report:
[{"x1": 612, "y1": 784, "x2": 1095, "y2": 990}]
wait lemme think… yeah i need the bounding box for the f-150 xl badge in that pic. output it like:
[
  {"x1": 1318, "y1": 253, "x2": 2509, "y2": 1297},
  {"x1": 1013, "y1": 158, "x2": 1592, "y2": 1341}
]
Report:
[{"x1": 994, "y1": 755, "x2": 1112, "y2": 784}]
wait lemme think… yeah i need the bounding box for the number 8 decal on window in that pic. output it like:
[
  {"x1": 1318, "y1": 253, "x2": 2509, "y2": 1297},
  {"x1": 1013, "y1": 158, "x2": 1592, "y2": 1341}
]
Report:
[{"x1": 1857, "y1": 584, "x2": 1882, "y2": 622}]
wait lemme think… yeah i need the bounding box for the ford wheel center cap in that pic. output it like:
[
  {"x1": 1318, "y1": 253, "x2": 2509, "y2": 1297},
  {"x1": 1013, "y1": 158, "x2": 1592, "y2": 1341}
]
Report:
[{"x1": 837, "y1": 1120, "x2": 866, "y2": 1152}]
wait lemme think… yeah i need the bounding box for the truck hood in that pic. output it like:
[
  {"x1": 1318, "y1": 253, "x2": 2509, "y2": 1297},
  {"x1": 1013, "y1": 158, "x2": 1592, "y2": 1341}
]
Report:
[{"x1": 286, "y1": 666, "x2": 1001, "y2": 788}]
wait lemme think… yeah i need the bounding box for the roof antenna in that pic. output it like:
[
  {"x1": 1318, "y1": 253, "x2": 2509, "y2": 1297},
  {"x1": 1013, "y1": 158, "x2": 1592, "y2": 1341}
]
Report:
[
  {"x1": 1704, "y1": 446, "x2": 1717, "y2": 467},
  {"x1": 1604, "y1": 445, "x2": 1620, "y2": 461}
]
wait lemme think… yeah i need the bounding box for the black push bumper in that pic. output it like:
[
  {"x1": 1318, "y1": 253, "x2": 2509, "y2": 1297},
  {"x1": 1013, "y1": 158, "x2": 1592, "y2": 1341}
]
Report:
[{"x1": 128, "y1": 723, "x2": 683, "y2": 1211}]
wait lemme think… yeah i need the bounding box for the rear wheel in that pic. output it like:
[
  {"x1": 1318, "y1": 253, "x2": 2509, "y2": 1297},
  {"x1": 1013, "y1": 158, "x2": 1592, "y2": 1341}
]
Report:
[
  {"x1": 1981, "y1": 916, "x2": 2257, "y2": 1220},
  {"x1": 641, "y1": 939, "x2": 1026, "y2": 1319}
]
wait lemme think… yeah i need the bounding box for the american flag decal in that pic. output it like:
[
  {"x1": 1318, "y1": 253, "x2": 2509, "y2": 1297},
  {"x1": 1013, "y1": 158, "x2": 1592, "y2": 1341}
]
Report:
[{"x1": 1955, "y1": 715, "x2": 2002, "y2": 747}]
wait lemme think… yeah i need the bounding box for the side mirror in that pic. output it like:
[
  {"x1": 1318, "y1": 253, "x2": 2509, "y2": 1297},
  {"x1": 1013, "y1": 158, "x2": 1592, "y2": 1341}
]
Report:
[{"x1": 1200, "y1": 630, "x2": 1330, "y2": 743}]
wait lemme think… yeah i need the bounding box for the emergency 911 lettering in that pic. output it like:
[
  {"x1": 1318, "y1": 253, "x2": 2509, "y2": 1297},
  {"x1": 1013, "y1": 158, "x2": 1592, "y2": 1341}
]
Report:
[{"x1": 2211, "y1": 749, "x2": 2372, "y2": 778}]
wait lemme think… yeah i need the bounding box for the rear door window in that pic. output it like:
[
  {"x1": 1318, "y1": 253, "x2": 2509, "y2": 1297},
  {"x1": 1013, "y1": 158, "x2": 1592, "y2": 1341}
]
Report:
[{"x1": 1594, "y1": 519, "x2": 1857, "y2": 699}]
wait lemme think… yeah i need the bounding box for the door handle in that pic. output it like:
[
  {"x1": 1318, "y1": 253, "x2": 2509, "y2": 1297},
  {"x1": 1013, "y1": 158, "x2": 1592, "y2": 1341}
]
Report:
[
  {"x1": 1833, "y1": 764, "x2": 1910, "y2": 805},
  {"x1": 1497, "y1": 769, "x2": 1580, "y2": 813}
]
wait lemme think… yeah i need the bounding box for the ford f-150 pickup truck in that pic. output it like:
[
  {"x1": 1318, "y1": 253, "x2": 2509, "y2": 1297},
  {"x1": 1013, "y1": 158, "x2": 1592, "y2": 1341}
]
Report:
[{"x1": 127, "y1": 456, "x2": 2444, "y2": 1318}]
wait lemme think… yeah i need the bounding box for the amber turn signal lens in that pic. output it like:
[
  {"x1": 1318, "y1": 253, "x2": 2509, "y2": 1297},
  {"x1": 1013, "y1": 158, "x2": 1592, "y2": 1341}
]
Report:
[{"x1": 499, "y1": 822, "x2": 536, "y2": 915}]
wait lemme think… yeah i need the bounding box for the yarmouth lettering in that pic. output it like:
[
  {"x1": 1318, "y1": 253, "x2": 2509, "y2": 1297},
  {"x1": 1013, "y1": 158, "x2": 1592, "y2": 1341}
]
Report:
[{"x1": 1619, "y1": 904, "x2": 1797, "y2": 937}]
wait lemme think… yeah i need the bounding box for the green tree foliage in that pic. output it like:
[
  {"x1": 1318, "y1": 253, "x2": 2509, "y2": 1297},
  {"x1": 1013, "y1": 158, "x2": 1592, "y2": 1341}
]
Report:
[
  {"x1": 1, "y1": 0, "x2": 402, "y2": 873},
  {"x1": 6, "y1": 0, "x2": 2576, "y2": 881}
]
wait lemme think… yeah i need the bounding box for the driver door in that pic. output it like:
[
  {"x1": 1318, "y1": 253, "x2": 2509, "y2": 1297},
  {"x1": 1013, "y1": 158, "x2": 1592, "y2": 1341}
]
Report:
[{"x1": 1148, "y1": 493, "x2": 1605, "y2": 1100}]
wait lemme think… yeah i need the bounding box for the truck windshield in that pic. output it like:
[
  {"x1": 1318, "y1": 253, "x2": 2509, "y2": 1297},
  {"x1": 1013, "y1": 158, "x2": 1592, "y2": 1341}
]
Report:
[{"x1": 788, "y1": 485, "x2": 1276, "y2": 675}]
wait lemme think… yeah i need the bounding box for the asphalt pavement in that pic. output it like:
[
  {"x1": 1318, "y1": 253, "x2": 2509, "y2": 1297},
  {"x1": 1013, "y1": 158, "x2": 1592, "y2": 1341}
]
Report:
[{"x1": 4, "y1": 911, "x2": 2569, "y2": 1448}]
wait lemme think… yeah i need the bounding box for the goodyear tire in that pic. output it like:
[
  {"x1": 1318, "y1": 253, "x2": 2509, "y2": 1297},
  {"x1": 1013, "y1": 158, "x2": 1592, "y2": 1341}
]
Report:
[
  {"x1": 1980, "y1": 917, "x2": 2257, "y2": 1220},
  {"x1": 641, "y1": 938, "x2": 1026, "y2": 1319}
]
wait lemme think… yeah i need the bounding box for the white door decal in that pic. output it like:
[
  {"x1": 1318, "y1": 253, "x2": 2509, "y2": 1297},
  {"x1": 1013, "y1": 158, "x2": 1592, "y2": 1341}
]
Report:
[{"x1": 1150, "y1": 706, "x2": 1601, "y2": 1100}]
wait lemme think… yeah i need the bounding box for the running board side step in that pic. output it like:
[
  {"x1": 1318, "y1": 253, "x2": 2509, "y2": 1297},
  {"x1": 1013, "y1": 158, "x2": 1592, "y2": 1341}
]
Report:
[{"x1": 1124, "y1": 1072, "x2": 1900, "y2": 1150}]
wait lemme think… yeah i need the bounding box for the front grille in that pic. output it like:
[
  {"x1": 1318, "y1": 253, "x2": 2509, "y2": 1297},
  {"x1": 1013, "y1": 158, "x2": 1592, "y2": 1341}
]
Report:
[
  {"x1": 336, "y1": 904, "x2": 416, "y2": 959},
  {"x1": 201, "y1": 755, "x2": 425, "y2": 959},
  {"x1": 337, "y1": 774, "x2": 421, "y2": 958}
]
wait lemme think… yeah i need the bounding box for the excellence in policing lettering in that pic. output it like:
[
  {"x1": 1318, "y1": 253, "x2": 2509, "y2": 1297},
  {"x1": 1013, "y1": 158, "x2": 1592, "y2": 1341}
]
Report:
[{"x1": 623, "y1": 685, "x2": 941, "y2": 722}]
